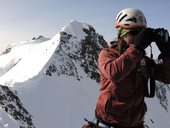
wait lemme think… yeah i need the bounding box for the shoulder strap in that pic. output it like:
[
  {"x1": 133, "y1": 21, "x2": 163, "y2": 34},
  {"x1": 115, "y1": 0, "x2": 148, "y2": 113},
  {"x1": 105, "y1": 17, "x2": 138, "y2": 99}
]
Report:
[{"x1": 145, "y1": 59, "x2": 156, "y2": 98}]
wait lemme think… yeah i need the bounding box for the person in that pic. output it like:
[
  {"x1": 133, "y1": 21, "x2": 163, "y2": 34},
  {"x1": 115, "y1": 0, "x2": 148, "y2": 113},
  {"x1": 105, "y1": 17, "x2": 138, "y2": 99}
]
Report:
[{"x1": 95, "y1": 8, "x2": 170, "y2": 128}]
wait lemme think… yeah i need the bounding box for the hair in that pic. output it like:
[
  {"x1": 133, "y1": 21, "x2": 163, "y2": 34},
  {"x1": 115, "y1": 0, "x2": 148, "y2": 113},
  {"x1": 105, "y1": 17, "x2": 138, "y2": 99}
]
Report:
[
  {"x1": 109, "y1": 37, "x2": 128, "y2": 54},
  {"x1": 117, "y1": 36, "x2": 129, "y2": 54}
]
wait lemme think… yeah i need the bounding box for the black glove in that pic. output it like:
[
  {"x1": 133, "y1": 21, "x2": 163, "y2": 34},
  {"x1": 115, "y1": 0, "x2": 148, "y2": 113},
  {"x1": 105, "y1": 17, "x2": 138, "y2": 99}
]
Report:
[
  {"x1": 133, "y1": 28, "x2": 155, "y2": 52},
  {"x1": 156, "y1": 37, "x2": 170, "y2": 59},
  {"x1": 152, "y1": 28, "x2": 170, "y2": 59}
]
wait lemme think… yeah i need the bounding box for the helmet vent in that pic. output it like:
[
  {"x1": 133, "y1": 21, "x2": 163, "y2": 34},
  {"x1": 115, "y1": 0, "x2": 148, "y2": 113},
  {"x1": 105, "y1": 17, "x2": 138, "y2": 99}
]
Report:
[
  {"x1": 124, "y1": 24, "x2": 130, "y2": 26},
  {"x1": 118, "y1": 14, "x2": 127, "y2": 22},
  {"x1": 126, "y1": 18, "x2": 137, "y2": 23},
  {"x1": 116, "y1": 12, "x2": 123, "y2": 21}
]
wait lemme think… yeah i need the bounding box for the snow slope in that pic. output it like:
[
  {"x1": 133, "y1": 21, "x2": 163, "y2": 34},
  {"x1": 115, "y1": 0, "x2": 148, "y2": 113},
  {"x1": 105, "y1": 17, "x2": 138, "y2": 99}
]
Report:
[
  {"x1": 0, "y1": 36, "x2": 50, "y2": 84},
  {"x1": 15, "y1": 75, "x2": 99, "y2": 128}
]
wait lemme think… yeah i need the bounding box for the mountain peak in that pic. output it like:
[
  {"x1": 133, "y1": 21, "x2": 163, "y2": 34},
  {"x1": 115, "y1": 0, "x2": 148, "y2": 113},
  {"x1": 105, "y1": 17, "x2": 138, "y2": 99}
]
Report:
[
  {"x1": 45, "y1": 21, "x2": 108, "y2": 82},
  {"x1": 61, "y1": 20, "x2": 89, "y2": 40}
]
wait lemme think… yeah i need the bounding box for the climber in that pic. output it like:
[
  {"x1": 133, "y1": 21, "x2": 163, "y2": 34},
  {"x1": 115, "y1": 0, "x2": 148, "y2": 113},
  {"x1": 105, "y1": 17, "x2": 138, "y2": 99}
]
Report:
[{"x1": 94, "y1": 8, "x2": 170, "y2": 128}]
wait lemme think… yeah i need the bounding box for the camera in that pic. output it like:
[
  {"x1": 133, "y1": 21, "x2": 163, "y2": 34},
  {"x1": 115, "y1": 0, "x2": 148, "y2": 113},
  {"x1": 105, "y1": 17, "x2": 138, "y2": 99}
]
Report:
[{"x1": 150, "y1": 28, "x2": 169, "y2": 43}]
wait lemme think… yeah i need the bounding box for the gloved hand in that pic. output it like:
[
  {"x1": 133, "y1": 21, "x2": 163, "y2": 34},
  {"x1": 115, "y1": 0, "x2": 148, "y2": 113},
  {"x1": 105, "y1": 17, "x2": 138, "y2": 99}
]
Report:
[
  {"x1": 156, "y1": 37, "x2": 170, "y2": 59},
  {"x1": 152, "y1": 28, "x2": 170, "y2": 59},
  {"x1": 133, "y1": 28, "x2": 155, "y2": 52}
]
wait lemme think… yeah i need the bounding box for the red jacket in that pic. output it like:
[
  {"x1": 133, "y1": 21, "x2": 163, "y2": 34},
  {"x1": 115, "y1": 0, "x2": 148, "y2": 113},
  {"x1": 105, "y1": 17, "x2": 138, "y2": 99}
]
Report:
[{"x1": 96, "y1": 44, "x2": 170, "y2": 127}]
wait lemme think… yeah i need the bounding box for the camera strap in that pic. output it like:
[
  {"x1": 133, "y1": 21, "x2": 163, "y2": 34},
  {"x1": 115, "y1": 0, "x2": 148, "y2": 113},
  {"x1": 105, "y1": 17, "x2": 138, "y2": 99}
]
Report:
[{"x1": 145, "y1": 46, "x2": 156, "y2": 98}]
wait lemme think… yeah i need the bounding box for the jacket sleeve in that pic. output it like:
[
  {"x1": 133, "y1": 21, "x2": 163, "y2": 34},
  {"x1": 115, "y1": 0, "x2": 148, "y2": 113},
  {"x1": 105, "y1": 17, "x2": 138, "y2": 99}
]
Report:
[
  {"x1": 155, "y1": 59, "x2": 170, "y2": 84},
  {"x1": 98, "y1": 44, "x2": 143, "y2": 83}
]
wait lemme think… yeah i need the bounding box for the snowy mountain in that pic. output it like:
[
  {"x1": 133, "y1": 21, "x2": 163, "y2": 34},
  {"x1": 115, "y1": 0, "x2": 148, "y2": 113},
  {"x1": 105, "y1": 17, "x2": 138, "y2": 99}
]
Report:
[{"x1": 0, "y1": 20, "x2": 170, "y2": 128}]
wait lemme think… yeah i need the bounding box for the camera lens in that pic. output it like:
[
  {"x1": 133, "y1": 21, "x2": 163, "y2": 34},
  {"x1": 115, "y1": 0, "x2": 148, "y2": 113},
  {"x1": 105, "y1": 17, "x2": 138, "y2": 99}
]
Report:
[
  {"x1": 164, "y1": 30, "x2": 169, "y2": 43},
  {"x1": 155, "y1": 28, "x2": 169, "y2": 43}
]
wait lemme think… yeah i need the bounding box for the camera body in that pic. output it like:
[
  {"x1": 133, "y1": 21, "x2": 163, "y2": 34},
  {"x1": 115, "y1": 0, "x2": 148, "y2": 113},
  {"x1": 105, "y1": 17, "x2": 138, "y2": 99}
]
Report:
[{"x1": 150, "y1": 28, "x2": 169, "y2": 43}]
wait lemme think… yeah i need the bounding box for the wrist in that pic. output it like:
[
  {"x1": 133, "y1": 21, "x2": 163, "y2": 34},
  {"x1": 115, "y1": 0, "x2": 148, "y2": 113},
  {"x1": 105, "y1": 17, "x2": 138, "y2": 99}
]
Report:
[{"x1": 130, "y1": 44, "x2": 145, "y2": 53}]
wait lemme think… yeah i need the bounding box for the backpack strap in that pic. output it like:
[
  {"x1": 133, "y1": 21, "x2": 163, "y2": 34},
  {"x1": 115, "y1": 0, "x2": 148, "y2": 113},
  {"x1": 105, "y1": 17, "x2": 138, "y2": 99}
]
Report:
[{"x1": 145, "y1": 58, "x2": 156, "y2": 98}]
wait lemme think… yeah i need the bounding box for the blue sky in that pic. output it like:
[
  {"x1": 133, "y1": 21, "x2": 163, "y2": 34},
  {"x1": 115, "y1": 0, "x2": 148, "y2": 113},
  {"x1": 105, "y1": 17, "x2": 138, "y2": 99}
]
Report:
[{"x1": 0, "y1": 0, "x2": 170, "y2": 52}]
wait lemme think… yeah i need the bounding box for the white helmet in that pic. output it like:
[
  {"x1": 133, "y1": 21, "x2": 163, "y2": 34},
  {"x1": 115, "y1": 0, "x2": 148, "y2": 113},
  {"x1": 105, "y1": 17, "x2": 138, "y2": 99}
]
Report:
[{"x1": 115, "y1": 8, "x2": 147, "y2": 29}]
